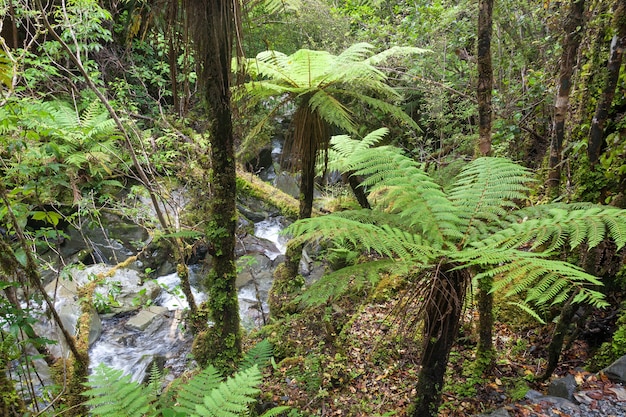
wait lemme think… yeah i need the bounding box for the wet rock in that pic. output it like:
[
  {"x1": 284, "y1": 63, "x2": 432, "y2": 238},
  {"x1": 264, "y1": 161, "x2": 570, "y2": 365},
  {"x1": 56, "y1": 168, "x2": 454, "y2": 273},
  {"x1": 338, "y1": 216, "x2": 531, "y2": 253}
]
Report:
[
  {"x1": 125, "y1": 306, "x2": 169, "y2": 331},
  {"x1": 602, "y1": 355, "x2": 626, "y2": 384},
  {"x1": 548, "y1": 373, "x2": 577, "y2": 401}
]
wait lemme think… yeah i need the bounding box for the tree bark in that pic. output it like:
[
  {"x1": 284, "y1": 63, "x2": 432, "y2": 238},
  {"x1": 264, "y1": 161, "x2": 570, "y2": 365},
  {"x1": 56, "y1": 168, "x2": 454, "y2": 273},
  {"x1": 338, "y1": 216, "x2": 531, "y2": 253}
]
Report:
[
  {"x1": 548, "y1": 0, "x2": 586, "y2": 195},
  {"x1": 477, "y1": 0, "x2": 493, "y2": 157},
  {"x1": 539, "y1": 291, "x2": 579, "y2": 381},
  {"x1": 588, "y1": 0, "x2": 626, "y2": 165},
  {"x1": 476, "y1": 0, "x2": 495, "y2": 361},
  {"x1": 186, "y1": 0, "x2": 241, "y2": 371}
]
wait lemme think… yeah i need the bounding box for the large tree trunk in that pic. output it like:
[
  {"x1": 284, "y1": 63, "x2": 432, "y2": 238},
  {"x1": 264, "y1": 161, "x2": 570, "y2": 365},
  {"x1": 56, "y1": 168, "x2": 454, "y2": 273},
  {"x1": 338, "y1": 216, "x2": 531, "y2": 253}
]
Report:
[
  {"x1": 410, "y1": 266, "x2": 470, "y2": 417},
  {"x1": 588, "y1": 0, "x2": 626, "y2": 165},
  {"x1": 187, "y1": 0, "x2": 242, "y2": 371},
  {"x1": 476, "y1": 0, "x2": 495, "y2": 362},
  {"x1": 548, "y1": 0, "x2": 586, "y2": 195},
  {"x1": 477, "y1": 0, "x2": 494, "y2": 157}
]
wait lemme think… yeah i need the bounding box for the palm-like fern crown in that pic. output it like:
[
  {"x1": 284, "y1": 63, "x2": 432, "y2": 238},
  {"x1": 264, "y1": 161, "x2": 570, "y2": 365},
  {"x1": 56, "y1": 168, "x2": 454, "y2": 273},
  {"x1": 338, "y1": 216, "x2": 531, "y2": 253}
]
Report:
[
  {"x1": 240, "y1": 43, "x2": 424, "y2": 152},
  {"x1": 288, "y1": 135, "x2": 626, "y2": 319}
]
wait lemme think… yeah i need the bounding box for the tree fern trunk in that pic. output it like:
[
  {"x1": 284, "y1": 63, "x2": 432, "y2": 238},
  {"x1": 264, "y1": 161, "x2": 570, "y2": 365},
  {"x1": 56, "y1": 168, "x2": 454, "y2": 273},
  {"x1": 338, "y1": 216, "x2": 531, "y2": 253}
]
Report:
[{"x1": 410, "y1": 267, "x2": 469, "y2": 417}]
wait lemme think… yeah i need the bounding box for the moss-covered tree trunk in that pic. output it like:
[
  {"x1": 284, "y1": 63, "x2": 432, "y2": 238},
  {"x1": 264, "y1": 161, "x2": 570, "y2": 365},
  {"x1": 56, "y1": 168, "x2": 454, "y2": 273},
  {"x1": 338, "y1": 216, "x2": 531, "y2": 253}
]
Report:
[
  {"x1": 186, "y1": 0, "x2": 241, "y2": 371},
  {"x1": 548, "y1": 0, "x2": 586, "y2": 196},
  {"x1": 410, "y1": 267, "x2": 469, "y2": 417},
  {"x1": 587, "y1": 0, "x2": 626, "y2": 165}
]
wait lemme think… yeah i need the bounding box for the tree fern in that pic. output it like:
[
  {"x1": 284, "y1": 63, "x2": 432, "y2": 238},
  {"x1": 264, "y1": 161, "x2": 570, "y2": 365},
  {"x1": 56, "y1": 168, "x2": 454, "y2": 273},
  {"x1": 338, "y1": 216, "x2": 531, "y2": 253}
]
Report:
[{"x1": 288, "y1": 139, "x2": 626, "y2": 320}]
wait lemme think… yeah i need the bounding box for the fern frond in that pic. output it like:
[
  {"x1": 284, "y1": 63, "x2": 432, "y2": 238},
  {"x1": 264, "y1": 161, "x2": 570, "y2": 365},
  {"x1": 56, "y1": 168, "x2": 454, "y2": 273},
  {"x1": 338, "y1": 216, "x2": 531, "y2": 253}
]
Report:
[
  {"x1": 366, "y1": 45, "x2": 430, "y2": 66},
  {"x1": 320, "y1": 128, "x2": 389, "y2": 174},
  {"x1": 475, "y1": 205, "x2": 626, "y2": 251},
  {"x1": 83, "y1": 363, "x2": 153, "y2": 417},
  {"x1": 286, "y1": 214, "x2": 438, "y2": 263},
  {"x1": 174, "y1": 366, "x2": 223, "y2": 416},
  {"x1": 259, "y1": 406, "x2": 292, "y2": 417},
  {"x1": 192, "y1": 366, "x2": 262, "y2": 417},
  {"x1": 346, "y1": 146, "x2": 462, "y2": 246},
  {"x1": 241, "y1": 339, "x2": 274, "y2": 370},
  {"x1": 476, "y1": 254, "x2": 606, "y2": 319},
  {"x1": 296, "y1": 259, "x2": 407, "y2": 307},
  {"x1": 448, "y1": 157, "x2": 533, "y2": 244}
]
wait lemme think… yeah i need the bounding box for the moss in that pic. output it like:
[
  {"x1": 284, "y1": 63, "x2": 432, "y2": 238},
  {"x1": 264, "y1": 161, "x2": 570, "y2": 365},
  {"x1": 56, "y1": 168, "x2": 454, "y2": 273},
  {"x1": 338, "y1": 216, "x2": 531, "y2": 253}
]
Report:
[
  {"x1": 236, "y1": 167, "x2": 313, "y2": 219},
  {"x1": 268, "y1": 263, "x2": 305, "y2": 318},
  {"x1": 0, "y1": 353, "x2": 26, "y2": 417},
  {"x1": 192, "y1": 327, "x2": 242, "y2": 374},
  {"x1": 370, "y1": 272, "x2": 407, "y2": 302}
]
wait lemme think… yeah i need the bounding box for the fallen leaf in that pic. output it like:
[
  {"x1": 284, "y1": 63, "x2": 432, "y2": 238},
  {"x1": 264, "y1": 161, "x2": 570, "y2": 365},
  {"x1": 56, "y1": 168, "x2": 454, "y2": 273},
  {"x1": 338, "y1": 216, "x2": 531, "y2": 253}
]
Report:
[{"x1": 607, "y1": 386, "x2": 626, "y2": 401}]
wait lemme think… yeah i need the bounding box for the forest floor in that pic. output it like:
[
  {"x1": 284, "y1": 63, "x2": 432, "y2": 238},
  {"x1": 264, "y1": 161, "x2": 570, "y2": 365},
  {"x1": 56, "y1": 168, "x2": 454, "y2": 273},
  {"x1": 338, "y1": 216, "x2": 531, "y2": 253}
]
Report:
[{"x1": 257, "y1": 288, "x2": 624, "y2": 417}]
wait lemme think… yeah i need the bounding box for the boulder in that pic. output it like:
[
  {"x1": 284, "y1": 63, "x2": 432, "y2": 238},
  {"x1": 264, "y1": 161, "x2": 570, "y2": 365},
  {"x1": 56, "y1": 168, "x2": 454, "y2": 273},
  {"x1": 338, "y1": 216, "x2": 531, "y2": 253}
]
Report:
[
  {"x1": 601, "y1": 355, "x2": 626, "y2": 384},
  {"x1": 125, "y1": 306, "x2": 169, "y2": 331},
  {"x1": 548, "y1": 374, "x2": 577, "y2": 401}
]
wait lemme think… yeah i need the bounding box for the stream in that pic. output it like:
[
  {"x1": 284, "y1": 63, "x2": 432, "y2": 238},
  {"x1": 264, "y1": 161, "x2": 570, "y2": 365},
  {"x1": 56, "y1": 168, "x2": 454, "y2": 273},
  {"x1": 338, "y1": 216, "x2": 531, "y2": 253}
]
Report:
[{"x1": 85, "y1": 217, "x2": 287, "y2": 382}]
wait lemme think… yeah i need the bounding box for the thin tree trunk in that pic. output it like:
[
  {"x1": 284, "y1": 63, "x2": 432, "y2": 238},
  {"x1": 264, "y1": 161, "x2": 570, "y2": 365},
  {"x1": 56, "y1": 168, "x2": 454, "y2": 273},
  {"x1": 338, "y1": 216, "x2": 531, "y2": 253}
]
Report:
[
  {"x1": 477, "y1": 0, "x2": 494, "y2": 156},
  {"x1": 477, "y1": 274, "x2": 495, "y2": 368},
  {"x1": 548, "y1": 0, "x2": 586, "y2": 195},
  {"x1": 588, "y1": 0, "x2": 626, "y2": 165},
  {"x1": 539, "y1": 291, "x2": 579, "y2": 381},
  {"x1": 410, "y1": 266, "x2": 469, "y2": 417},
  {"x1": 186, "y1": 0, "x2": 242, "y2": 371},
  {"x1": 476, "y1": 0, "x2": 495, "y2": 362}
]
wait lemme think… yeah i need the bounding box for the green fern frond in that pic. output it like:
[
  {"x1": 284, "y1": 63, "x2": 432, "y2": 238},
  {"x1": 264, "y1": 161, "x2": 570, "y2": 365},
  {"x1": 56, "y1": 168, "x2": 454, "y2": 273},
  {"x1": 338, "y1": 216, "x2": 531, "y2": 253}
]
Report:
[
  {"x1": 366, "y1": 45, "x2": 430, "y2": 66},
  {"x1": 287, "y1": 215, "x2": 437, "y2": 263},
  {"x1": 83, "y1": 363, "x2": 153, "y2": 417},
  {"x1": 320, "y1": 128, "x2": 389, "y2": 174},
  {"x1": 241, "y1": 339, "x2": 274, "y2": 370},
  {"x1": 296, "y1": 259, "x2": 405, "y2": 307},
  {"x1": 479, "y1": 255, "x2": 605, "y2": 310},
  {"x1": 506, "y1": 301, "x2": 547, "y2": 324},
  {"x1": 475, "y1": 205, "x2": 626, "y2": 252},
  {"x1": 192, "y1": 366, "x2": 262, "y2": 417},
  {"x1": 259, "y1": 406, "x2": 292, "y2": 417},
  {"x1": 174, "y1": 366, "x2": 223, "y2": 416},
  {"x1": 448, "y1": 157, "x2": 533, "y2": 243}
]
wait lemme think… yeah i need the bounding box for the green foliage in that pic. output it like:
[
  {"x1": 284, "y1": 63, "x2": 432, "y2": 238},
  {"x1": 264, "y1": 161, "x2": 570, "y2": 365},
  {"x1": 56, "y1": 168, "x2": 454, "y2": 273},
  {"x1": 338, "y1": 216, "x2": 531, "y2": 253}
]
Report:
[
  {"x1": 287, "y1": 135, "x2": 626, "y2": 319},
  {"x1": 83, "y1": 364, "x2": 152, "y2": 417},
  {"x1": 84, "y1": 357, "x2": 289, "y2": 417},
  {"x1": 241, "y1": 42, "x2": 423, "y2": 152},
  {"x1": 240, "y1": 338, "x2": 274, "y2": 370}
]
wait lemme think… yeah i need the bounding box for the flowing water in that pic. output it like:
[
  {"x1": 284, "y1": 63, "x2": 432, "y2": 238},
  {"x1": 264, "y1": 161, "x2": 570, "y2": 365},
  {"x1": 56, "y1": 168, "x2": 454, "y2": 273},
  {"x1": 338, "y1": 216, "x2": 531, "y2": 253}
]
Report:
[{"x1": 87, "y1": 219, "x2": 287, "y2": 381}]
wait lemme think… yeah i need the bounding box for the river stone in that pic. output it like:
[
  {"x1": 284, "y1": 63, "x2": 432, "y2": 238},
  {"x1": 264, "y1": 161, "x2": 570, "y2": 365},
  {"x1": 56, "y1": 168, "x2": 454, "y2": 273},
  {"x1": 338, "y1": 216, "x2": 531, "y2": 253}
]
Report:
[
  {"x1": 601, "y1": 355, "x2": 626, "y2": 383},
  {"x1": 548, "y1": 374, "x2": 577, "y2": 401},
  {"x1": 125, "y1": 306, "x2": 169, "y2": 331}
]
